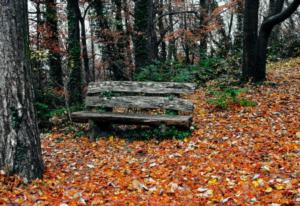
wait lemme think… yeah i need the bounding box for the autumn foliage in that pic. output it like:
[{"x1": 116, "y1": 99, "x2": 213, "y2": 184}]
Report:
[{"x1": 0, "y1": 58, "x2": 299, "y2": 205}]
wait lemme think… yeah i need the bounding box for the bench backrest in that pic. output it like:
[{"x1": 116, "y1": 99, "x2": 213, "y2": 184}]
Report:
[{"x1": 85, "y1": 81, "x2": 196, "y2": 113}]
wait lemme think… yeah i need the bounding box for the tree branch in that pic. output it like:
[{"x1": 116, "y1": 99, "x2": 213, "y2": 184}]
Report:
[
  {"x1": 155, "y1": 10, "x2": 201, "y2": 23},
  {"x1": 263, "y1": 0, "x2": 300, "y2": 28}
]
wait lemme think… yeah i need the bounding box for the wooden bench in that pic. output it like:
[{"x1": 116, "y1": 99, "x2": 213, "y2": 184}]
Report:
[{"x1": 71, "y1": 81, "x2": 196, "y2": 140}]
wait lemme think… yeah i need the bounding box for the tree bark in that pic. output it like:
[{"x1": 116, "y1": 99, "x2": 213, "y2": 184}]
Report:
[
  {"x1": 133, "y1": 0, "x2": 157, "y2": 69},
  {"x1": 45, "y1": 0, "x2": 63, "y2": 89},
  {"x1": 32, "y1": 1, "x2": 45, "y2": 97},
  {"x1": 0, "y1": 0, "x2": 44, "y2": 180},
  {"x1": 123, "y1": 0, "x2": 134, "y2": 79},
  {"x1": 254, "y1": 0, "x2": 300, "y2": 81},
  {"x1": 92, "y1": 0, "x2": 125, "y2": 80},
  {"x1": 242, "y1": 0, "x2": 259, "y2": 80},
  {"x1": 167, "y1": 0, "x2": 177, "y2": 61},
  {"x1": 233, "y1": 0, "x2": 243, "y2": 51},
  {"x1": 74, "y1": 4, "x2": 91, "y2": 85},
  {"x1": 112, "y1": 0, "x2": 130, "y2": 80},
  {"x1": 199, "y1": 0, "x2": 208, "y2": 55},
  {"x1": 242, "y1": 0, "x2": 300, "y2": 82},
  {"x1": 67, "y1": 0, "x2": 83, "y2": 105},
  {"x1": 157, "y1": 0, "x2": 167, "y2": 62},
  {"x1": 182, "y1": 6, "x2": 190, "y2": 64},
  {"x1": 88, "y1": 14, "x2": 96, "y2": 82}
]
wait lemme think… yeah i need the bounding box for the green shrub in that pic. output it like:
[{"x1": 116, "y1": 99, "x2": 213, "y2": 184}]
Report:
[
  {"x1": 134, "y1": 60, "x2": 195, "y2": 82},
  {"x1": 207, "y1": 86, "x2": 257, "y2": 110},
  {"x1": 133, "y1": 57, "x2": 230, "y2": 85},
  {"x1": 239, "y1": 98, "x2": 257, "y2": 107}
]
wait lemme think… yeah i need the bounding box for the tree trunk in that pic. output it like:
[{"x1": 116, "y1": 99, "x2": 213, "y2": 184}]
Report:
[
  {"x1": 167, "y1": 0, "x2": 177, "y2": 61},
  {"x1": 133, "y1": 0, "x2": 157, "y2": 69},
  {"x1": 89, "y1": 14, "x2": 96, "y2": 82},
  {"x1": 0, "y1": 0, "x2": 44, "y2": 180},
  {"x1": 92, "y1": 0, "x2": 119, "y2": 80},
  {"x1": 79, "y1": 17, "x2": 90, "y2": 84},
  {"x1": 123, "y1": 0, "x2": 134, "y2": 79},
  {"x1": 242, "y1": 0, "x2": 300, "y2": 82},
  {"x1": 45, "y1": 0, "x2": 63, "y2": 89},
  {"x1": 199, "y1": 0, "x2": 208, "y2": 55},
  {"x1": 147, "y1": 0, "x2": 158, "y2": 61},
  {"x1": 255, "y1": 26, "x2": 272, "y2": 81},
  {"x1": 112, "y1": 0, "x2": 130, "y2": 80},
  {"x1": 233, "y1": 0, "x2": 243, "y2": 51},
  {"x1": 242, "y1": 0, "x2": 259, "y2": 80},
  {"x1": 75, "y1": 5, "x2": 90, "y2": 85},
  {"x1": 254, "y1": 0, "x2": 285, "y2": 81},
  {"x1": 157, "y1": 0, "x2": 167, "y2": 62},
  {"x1": 32, "y1": 1, "x2": 44, "y2": 97},
  {"x1": 67, "y1": 0, "x2": 83, "y2": 105},
  {"x1": 183, "y1": 8, "x2": 190, "y2": 64}
]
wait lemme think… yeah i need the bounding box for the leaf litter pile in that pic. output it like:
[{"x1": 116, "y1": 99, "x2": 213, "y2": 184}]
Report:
[{"x1": 1, "y1": 58, "x2": 299, "y2": 205}]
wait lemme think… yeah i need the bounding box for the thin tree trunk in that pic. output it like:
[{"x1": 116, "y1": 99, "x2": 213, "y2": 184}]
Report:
[
  {"x1": 112, "y1": 0, "x2": 130, "y2": 80},
  {"x1": 92, "y1": 0, "x2": 117, "y2": 79},
  {"x1": 199, "y1": 0, "x2": 208, "y2": 55},
  {"x1": 158, "y1": 0, "x2": 167, "y2": 61},
  {"x1": 45, "y1": 0, "x2": 63, "y2": 89},
  {"x1": 79, "y1": 16, "x2": 90, "y2": 84},
  {"x1": 167, "y1": 0, "x2": 177, "y2": 61},
  {"x1": 268, "y1": 0, "x2": 284, "y2": 44},
  {"x1": 89, "y1": 14, "x2": 96, "y2": 82},
  {"x1": 147, "y1": 0, "x2": 158, "y2": 61},
  {"x1": 183, "y1": 7, "x2": 190, "y2": 64},
  {"x1": 34, "y1": 1, "x2": 44, "y2": 95},
  {"x1": 0, "y1": 0, "x2": 44, "y2": 180},
  {"x1": 67, "y1": 0, "x2": 83, "y2": 105},
  {"x1": 123, "y1": 0, "x2": 134, "y2": 79},
  {"x1": 233, "y1": 0, "x2": 243, "y2": 50}
]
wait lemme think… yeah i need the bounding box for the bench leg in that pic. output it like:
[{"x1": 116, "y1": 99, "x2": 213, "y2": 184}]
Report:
[{"x1": 88, "y1": 120, "x2": 112, "y2": 141}]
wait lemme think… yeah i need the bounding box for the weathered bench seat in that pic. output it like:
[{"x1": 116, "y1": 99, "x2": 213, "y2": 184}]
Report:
[
  {"x1": 71, "y1": 81, "x2": 196, "y2": 140},
  {"x1": 71, "y1": 112, "x2": 192, "y2": 127}
]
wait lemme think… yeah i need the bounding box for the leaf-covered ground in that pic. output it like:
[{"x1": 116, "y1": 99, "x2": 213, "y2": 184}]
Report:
[{"x1": 1, "y1": 58, "x2": 300, "y2": 205}]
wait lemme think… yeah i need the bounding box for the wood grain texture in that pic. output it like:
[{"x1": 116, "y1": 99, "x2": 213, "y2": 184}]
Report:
[
  {"x1": 87, "y1": 81, "x2": 196, "y2": 95},
  {"x1": 71, "y1": 112, "x2": 192, "y2": 128},
  {"x1": 85, "y1": 96, "x2": 194, "y2": 112}
]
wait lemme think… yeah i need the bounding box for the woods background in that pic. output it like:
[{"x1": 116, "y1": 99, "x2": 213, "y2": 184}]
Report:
[{"x1": 28, "y1": 0, "x2": 300, "y2": 112}]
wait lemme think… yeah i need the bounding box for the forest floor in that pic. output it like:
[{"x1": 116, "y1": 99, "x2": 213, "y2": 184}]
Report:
[{"x1": 1, "y1": 58, "x2": 300, "y2": 205}]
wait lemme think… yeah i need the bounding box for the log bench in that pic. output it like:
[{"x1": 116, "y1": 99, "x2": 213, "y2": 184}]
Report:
[{"x1": 71, "y1": 81, "x2": 196, "y2": 140}]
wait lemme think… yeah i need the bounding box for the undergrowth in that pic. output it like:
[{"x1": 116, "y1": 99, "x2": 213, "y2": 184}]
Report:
[{"x1": 207, "y1": 86, "x2": 257, "y2": 110}]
